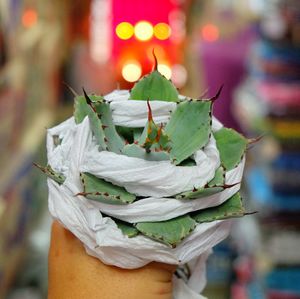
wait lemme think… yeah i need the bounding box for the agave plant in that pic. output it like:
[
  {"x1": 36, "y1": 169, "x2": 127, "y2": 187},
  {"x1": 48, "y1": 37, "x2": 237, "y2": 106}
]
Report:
[{"x1": 37, "y1": 55, "x2": 254, "y2": 248}]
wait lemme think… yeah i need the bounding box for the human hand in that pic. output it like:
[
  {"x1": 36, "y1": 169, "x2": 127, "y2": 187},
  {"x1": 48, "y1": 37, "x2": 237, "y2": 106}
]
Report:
[{"x1": 48, "y1": 221, "x2": 176, "y2": 299}]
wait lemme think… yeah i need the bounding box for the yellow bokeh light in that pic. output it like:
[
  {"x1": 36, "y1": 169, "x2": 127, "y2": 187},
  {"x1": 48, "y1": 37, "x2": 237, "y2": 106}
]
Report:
[
  {"x1": 134, "y1": 21, "x2": 153, "y2": 41},
  {"x1": 116, "y1": 22, "x2": 134, "y2": 40},
  {"x1": 158, "y1": 64, "x2": 172, "y2": 79},
  {"x1": 154, "y1": 23, "x2": 171, "y2": 40},
  {"x1": 122, "y1": 61, "x2": 142, "y2": 82}
]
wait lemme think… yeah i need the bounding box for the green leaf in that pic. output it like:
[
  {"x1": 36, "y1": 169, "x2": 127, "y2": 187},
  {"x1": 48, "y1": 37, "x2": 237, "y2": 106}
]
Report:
[
  {"x1": 130, "y1": 70, "x2": 179, "y2": 102},
  {"x1": 34, "y1": 163, "x2": 65, "y2": 185},
  {"x1": 208, "y1": 167, "x2": 225, "y2": 187},
  {"x1": 74, "y1": 95, "x2": 92, "y2": 124},
  {"x1": 192, "y1": 192, "x2": 245, "y2": 223},
  {"x1": 175, "y1": 186, "x2": 225, "y2": 200},
  {"x1": 138, "y1": 102, "x2": 171, "y2": 152},
  {"x1": 122, "y1": 144, "x2": 170, "y2": 161},
  {"x1": 135, "y1": 215, "x2": 196, "y2": 248},
  {"x1": 74, "y1": 90, "x2": 107, "y2": 149},
  {"x1": 165, "y1": 100, "x2": 212, "y2": 165},
  {"x1": 214, "y1": 128, "x2": 248, "y2": 171},
  {"x1": 74, "y1": 94, "x2": 104, "y2": 124},
  {"x1": 93, "y1": 102, "x2": 125, "y2": 154},
  {"x1": 115, "y1": 219, "x2": 139, "y2": 238},
  {"x1": 80, "y1": 173, "x2": 136, "y2": 205}
]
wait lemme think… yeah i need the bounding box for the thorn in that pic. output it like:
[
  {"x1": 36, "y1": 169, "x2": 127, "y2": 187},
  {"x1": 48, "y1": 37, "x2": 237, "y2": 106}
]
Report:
[
  {"x1": 223, "y1": 182, "x2": 240, "y2": 189},
  {"x1": 63, "y1": 81, "x2": 78, "y2": 96},
  {"x1": 244, "y1": 211, "x2": 258, "y2": 216},
  {"x1": 210, "y1": 84, "x2": 224, "y2": 103},
  {"x1": 192, "y1": 187, "x2": 197, "y2": 192},
  {"x1": 33, "y1": 163, "x2": 46, "y2": 173},
  {"x1": 82, "y1": 87, "x2": 95, "y2": 110},
  {"x1": 152, "y1": 48, "x2": 158, "y2": 71},
  {"x1": 102, "y1": 125, "x2": 108, "y2": 129},
  {"x1": 147, "y1": 100, "x2": 153, "y2": 121},
  {"x1": 248, "y1": 134, "x2": 264, "y2": 145},
  {"x1": 33, "y1": 162, "x2": 41, "y2": 169}
]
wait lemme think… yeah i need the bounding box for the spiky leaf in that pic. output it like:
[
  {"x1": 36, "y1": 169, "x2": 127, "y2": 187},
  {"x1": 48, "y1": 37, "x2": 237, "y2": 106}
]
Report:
[
  {"x1": 75, "y1": 91, "x2": 107, "y2": 149},
  {"x1": 137, "y1": 102, "x2": 171, "y2": 153},
  {"x1": 208, "y1": 167, "x2": 225, "y2": 187},
  {"x1": 135, "y1": 215, "x2": 196, "y2": 248},
  {"x1": 74, "y1": 95, "x2": 92, "y2": 124},
  {"x1": 79, "y1": 173, "x2": 136, "y2": 205},
  {"x1": 165, "y1": 100, "x2": 212, "y2": 165},
  {"x1": 130, "y1": 70, "x2": 179, "y2": 102},
  {"x1": 115, "y1": 219, "x2": 139, "y2": 238},
  {"x1": 87, "y1": 106, "x2": 107, "y2": 150},
  {"x1": 74, "y1": 94, "x2": 104, "y2": 124},
  {"x1": 176, "y1": 186, "x2": 225, "y2": 200},
  {"x1": 34, "y1": 164, "x2": 65, "y2": 185},
  {"x1": 192, "y1": 192, "x2": 245, "y2": 223},
  {"x1": 93, "y1": 102, "x2": 125, "y2": 154},
  {"x1": 214, "y1": 128, "x2": 248, "y2": 171}
]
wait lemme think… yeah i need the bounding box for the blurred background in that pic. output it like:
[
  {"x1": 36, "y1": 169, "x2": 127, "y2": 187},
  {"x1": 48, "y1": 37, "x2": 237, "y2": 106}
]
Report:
[{"x1": 0, "y1": 0, "x2": 300, "y2": 298}]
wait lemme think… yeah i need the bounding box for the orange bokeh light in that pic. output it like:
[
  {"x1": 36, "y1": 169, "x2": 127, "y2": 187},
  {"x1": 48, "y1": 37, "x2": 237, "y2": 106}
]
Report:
[
  {"x1": 22, "y1": 9, "x2": 38, "y2": 28},
  {"x1": 201, "y1": 24, "x2": 219, "y2": 42}
]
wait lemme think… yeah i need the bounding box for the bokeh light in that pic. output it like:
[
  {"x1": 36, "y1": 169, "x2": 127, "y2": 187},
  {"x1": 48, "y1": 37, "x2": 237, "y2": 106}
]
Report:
[
  {"x1": 122, "y1": 61, "x2": 142, "y2": 82},
  {"x1": 154, "y1": 23, "x2": 171, "y2": 40},
  {"x1": 115, "y1": 22, "x2": 134, "y2": 40},
  {"x1": 134, "y1": 21, "x2": 153, "y2": 41},
  {"x1": 22, "y1": 9, "x2": 38, "y2": 28},
  {"x1": 201, "y1": 24, "x2": 219, "y2": 42},
  {"x1": 157, "y1": 64, "x2": 172, "y2": 79}
]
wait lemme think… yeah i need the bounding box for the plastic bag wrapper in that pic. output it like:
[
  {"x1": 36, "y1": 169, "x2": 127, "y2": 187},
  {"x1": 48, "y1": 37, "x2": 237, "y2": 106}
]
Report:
[{"x1": 46, "y1": 90, "x2": 245, "y2": 298}]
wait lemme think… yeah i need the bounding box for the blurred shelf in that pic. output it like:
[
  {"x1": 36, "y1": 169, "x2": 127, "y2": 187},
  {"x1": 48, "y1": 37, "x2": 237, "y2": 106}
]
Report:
[
  {"x1": 0, "y1": 108, "x2": 53, "y2": 195},
  {"x1": 0, "y1": 108, "x2": 54, "y2": 298}
]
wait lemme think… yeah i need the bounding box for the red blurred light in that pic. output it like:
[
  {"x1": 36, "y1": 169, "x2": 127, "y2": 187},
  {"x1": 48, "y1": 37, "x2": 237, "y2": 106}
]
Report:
[
  {"x1": 201, "y1": 24, "x2": 219, "y2": 42},
  {"x1": 22, "y1": 9, "x2": 38, "y2": 28}
]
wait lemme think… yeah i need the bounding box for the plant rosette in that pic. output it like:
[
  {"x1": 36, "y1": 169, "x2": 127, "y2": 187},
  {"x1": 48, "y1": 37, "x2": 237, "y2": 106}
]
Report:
[{"x1": 39, "y1": 56, "x2": 253, "y2": 298}]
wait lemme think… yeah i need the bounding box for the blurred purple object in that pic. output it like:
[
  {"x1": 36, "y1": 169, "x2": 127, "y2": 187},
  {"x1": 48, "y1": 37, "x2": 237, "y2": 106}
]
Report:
[{"x1": 199, "y1": 26, "x2": 256, "y2": 131}]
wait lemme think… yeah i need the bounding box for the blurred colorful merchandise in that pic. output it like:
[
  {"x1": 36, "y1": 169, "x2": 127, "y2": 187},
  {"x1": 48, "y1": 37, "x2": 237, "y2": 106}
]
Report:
[
  {"x1": 233, "y1": 1, "x2": 300, "y2": 298},
  {"x1": 195, "y1": 1, "x2": 257, "y2": 130}
]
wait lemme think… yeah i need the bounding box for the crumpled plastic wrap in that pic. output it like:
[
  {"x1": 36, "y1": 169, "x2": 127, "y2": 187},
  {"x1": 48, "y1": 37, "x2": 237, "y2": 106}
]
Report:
[{"x1": 46, "y1": 90, "x2": 245, "y2": 298}]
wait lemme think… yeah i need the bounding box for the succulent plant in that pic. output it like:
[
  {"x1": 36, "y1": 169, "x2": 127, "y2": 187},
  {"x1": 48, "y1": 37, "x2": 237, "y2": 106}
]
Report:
[{"x1": 38, "y1": 54, "x2": 253, "y2": 248}]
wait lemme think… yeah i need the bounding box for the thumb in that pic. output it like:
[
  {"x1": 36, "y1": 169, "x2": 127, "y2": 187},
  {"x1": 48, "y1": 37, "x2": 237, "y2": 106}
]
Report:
[{"x1": 48, "y1": 221, "x2": 177, "y2": 299}]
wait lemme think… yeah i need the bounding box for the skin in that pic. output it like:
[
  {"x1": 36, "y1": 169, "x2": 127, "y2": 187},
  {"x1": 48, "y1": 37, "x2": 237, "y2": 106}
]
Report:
[{"x1": 48, "y1": 222, "x2": 176, "y2": 299}]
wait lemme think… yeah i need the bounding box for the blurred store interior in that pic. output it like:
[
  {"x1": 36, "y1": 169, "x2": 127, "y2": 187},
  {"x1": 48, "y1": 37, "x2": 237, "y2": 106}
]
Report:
[{"x1": 1, "y1": 0, "x2": 300, "y2": 298}]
